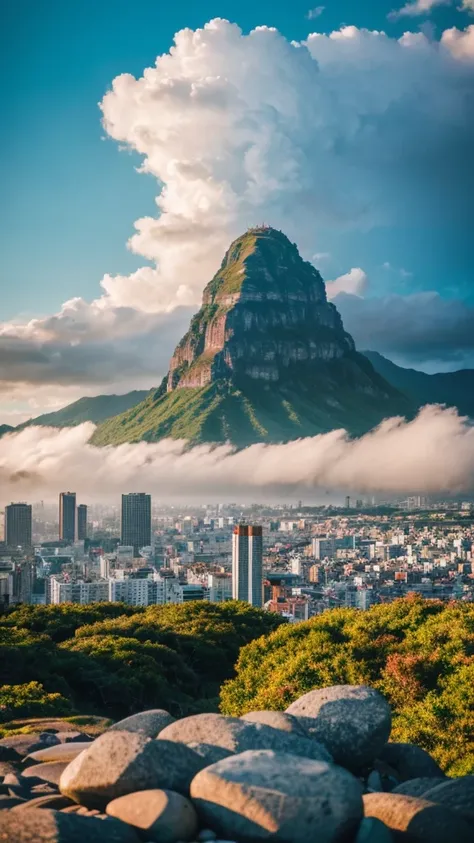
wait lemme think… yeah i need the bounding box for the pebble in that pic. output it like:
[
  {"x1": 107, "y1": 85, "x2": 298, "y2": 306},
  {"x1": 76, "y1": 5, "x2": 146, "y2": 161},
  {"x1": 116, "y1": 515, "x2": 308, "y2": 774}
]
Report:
[
  {"x1": 240, "y1": 711, "x2": 306, "y2": 735},
  {"x1": 422, "y1": 776, "x2": 474, "y2": 823},
  {"x1": 26, "y1": 741, "x2": 93, "y2": 764},
  {"x1": 59, "y1": 731, "x2": 206, "y2": 808},
  {"x1": 286, "y1": 685, "x2": 392, "y2": 770},
  {"x1": 378, "y1": 743, "x2": 445, "y2": 782},
  {"x1": 160, "y1": 713, "x2": 332, "y2": 762},
  {"x1": 190, "y1": 749, "x2": 363, "y2": 843},
  {"x1": 107, "y1": 788, "x2": 199, "y2": 843},
  {"x1": 11, "y1": 793, "x2": 75, "y2": 810},
  {"x1": 363, "y1": 792, "x2": 472, "y2": 843},
  {"x1": 22, "y1": 761, "x2": 69, "y2": 786},
  {"x1": 108, "y1": 709, "x2": 175, "y2": 738},
  {"x1": 0, "y1": 806, "x2": 140, "y2": 842},
  {"x1": 0, "y1": 733, "x2": 60, "y2": 761}
]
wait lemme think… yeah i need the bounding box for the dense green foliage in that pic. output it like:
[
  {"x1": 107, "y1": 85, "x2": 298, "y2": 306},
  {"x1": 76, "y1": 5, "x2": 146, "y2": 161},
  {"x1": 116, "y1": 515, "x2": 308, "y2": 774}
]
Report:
[
  {"x1": 364, "y1": 351, "x2": 474, "y2": 418},
  {"x1": 0, "y1": 601, "x2": 283, "y2": 723},
  {"x1": 92, "y1": 360, "x2": 408, "y2": 447},
  {"x1": 220, "y1": 596, "x2": 474, "y2": 775}
]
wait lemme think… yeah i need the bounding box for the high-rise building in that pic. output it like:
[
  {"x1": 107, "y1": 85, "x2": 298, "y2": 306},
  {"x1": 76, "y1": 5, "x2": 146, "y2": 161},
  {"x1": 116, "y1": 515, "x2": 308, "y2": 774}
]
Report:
[
  {"x1": 77, "y1": 504, "x2": 88, "y2": 540},
  {"x1": 121, "y1": 493, "x2": 151, "y2": 555},
  {"x1": 5, "y1": 503, "x2": 32, "y2": 548},
  {"x1": 232, "y1": 525, "x2": 263, "y2": 606},
  {"x1": 59, "y1": 492, "x2": 76, "y2": 543}
]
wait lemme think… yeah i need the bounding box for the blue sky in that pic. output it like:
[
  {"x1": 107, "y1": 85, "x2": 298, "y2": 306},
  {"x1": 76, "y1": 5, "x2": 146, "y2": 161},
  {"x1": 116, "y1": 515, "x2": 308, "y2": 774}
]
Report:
[
  {"x1": 1, "y1": 0, "x2": 473, "y2": 423},
  {"x1": 1, "y1": 0, "x2": 471, "y2": 319}
]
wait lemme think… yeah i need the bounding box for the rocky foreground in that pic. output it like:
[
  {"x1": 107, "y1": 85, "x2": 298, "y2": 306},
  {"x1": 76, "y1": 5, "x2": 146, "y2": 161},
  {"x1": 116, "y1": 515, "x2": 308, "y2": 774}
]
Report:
[{"x1": 1, "y1": 685, "x2": 473, "y2": 842}]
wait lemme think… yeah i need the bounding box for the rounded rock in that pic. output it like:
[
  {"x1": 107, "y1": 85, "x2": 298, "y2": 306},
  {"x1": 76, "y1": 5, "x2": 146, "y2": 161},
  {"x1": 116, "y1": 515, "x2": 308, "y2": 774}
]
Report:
[
  {"x1": 363, "y1": 792, "x2": 472, "y2": 843},
  {"x1": 0, "y1": 734, "x2": 59, "y2": 761},
  {"x1": 190, "y1": 749, "x2": 363, "y2": 843},
  {"x1": 12, "y1": 793, "x2": 75, "y2": 810},
  {"x1": 187, "y1": 743, "x2": 234, "y2": 765},
  {"x1": 160, "y1": 713, "x2": 332, "y2": 762},
  {"x1": 378, "y1": 743, "x2": 445, "y2": 782},
  {"x1": 59, "y1": 731, "x2": 206, "y2": 808},
  {"x1": 23, "y1": 761, "x2": 68, "y2": 786},
  {"x1": 286, "y1": 684, "x2": 391, "y2": 769},
  {"x1": 354, "y1": 817, "x2": 393, "y2": 843},
  {"x1": 106, "y1": 788, "x2": 198, "y2": 843},
  {"x1": 27, "y1": 742, "x2": 93, "y2": 764},
  {"x1": 0, "y1": 807, "x2": 139, "y2": 842},
  {"x1": 240, "y1": 711, "x2": 306, "y2": 735},
  {"x1": 393, "y1": 778, "x2": 449, "y2": 799},
  {"x1": 422, "y1": 776, "x2": 474, "y2": 823},
  {"x1": 108, "y1": 709, "x2": 175, "y2": 738}
]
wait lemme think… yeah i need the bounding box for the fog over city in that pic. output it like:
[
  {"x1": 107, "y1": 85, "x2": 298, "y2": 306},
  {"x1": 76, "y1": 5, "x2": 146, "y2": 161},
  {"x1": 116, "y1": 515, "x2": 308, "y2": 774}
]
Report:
[{"x1": 1, "y1": 405, "x2": 473, "y2": 503}]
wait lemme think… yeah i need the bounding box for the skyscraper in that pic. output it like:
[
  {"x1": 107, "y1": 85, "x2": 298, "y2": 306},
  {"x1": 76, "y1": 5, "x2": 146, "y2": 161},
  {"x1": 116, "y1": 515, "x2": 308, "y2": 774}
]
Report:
[
  {"x1": 5, "y1": 503, "x2": 32, "y2": 548},
  {"x1": 59, "y1": 492, "x2": 76, "y2": 543},
  {"x1": 77, "y1": 504, "x2": 88, "y2": 540},
  {"x1": 121, "y1": 493, "x2": 151, "y2": 555},
  {"x1": 232, "y1": 525, "x2": 263, "y2": 606}
]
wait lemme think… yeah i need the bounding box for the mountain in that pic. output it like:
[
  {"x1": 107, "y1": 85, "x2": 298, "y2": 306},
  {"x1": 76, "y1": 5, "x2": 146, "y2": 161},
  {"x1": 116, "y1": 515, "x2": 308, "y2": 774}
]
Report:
[
  {"x1": 363, "y1": 351, "x2": 474, "y2": 418},
  {"x1": 0, "y1": 424, "x2": 14, "y2": 437},
  {"x1": 13, "y1": 391, "x2": 149, "y2": 432},
  {"x1": 93, "y1": 227, "x2": 410, "y2": 448}
]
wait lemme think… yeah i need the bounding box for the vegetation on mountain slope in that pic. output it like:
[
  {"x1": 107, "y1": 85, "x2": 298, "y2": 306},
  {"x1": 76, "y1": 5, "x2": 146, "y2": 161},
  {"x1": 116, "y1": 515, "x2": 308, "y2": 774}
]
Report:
[
  {"x1": 10, "y1": 391, "x2": 150, "y2": 432},
  {"x1": 92, "y1": 359, "x2": 411, "y2": 447},
  {"x1": 220, "y1": 595, "x2": 474, "y2": 775}
]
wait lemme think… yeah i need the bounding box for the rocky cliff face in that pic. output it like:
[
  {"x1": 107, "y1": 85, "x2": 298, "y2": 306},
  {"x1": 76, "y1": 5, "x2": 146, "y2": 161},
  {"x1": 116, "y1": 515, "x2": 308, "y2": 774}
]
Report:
[
  {"x1": 92, "y1": 228, "x2": 411, "y2": 448},
  {"x1": 167, "y1": 227, "x2": 355, "y2": 391}
]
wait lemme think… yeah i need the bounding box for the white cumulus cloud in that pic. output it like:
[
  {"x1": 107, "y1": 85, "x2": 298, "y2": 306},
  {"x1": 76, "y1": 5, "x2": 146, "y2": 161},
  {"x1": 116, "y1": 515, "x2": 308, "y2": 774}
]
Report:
[
  {"x1": 326, "y1": 268, "x2": 368, "y2": 299},
  {"x1": 1, "y1": 19, "x2": 474, "y2": 416}
]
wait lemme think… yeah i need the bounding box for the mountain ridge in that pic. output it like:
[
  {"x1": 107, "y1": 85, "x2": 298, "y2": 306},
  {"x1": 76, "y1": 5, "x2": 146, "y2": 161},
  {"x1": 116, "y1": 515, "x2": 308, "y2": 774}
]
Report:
[{"x1": 92, "y1": 227, "x2": 411, "y2": 447}]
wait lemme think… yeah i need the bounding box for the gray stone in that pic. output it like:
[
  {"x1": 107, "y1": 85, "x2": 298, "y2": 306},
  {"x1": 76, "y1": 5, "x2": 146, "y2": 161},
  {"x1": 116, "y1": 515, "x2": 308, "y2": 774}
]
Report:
[
  {"x1": 197, "y1": 830, "x2": 217, "y2": 841},
  {"x1": 378, "y1": 743, "x2": 445, "y2": 782},
  {"x1": 26, "y1": 742, "x2": 93, "y2": 764},
  {"x1": 0, "y1": 734, "x2": 60, "y2": 761},
  {"x1": 354, "y1": 817, "x2": 393, "y2": 843},
  {"x1": 240, "y1": 711, "x2": 306, "y2": 735},
  {"x1": 59, "y1": 730, "x2": 206, "y2": 808},
  {"x1": 363, "y1": 792, "x2": 472, "y2": 843},
  {"x1": 108, "y1": 709, "x2": 175, "y2": 738},
  {"x1": 107, "y1": 788, "x2": 198, "y2": 843},
  {"x1": 393, "y1": 777, "x2": 449, "y2": 798},
  {"x1": 53, "y1": 731, "x2": 92, "y2": 743},
  {"x1": 422, "y1": 776, "x2": 474, "y2": 823},
  {"x1": 11, "y1": 793, "x2": 75, "y2": 810},
  {"x1": 0, "y1": 760, "x2": 18, "y2": 779},
  {"x1": 286, "y1": 684, "x2": 392, "y2": 770},
  {"x1": 367, "y1": 770, "x2": 384, "y2": 792},
  {"x1": 187, "y1": 743, "x2": 234, "y2": 765},
  {"x1": 190, "y1": 749, "x2": 363, "y2": 843},
  {"x1": 0, "y1": 807, "x2": 140, "y2": 841},
  {"x1": 160, "y1": 713, "x2": 332, "y2": 762},
  {"x1": 23, "y1": 761, "x2": 68, "y2": 786}
]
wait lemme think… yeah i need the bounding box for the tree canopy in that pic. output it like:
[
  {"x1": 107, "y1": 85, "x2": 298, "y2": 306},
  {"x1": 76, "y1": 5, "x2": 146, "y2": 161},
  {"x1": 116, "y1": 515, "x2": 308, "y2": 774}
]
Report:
[
  {"x1": 220, "y1": 595, "x2": 474, "y2": 776},
  {"x1": 0, "y1": 601, "x2": 283, "y2": 725}
]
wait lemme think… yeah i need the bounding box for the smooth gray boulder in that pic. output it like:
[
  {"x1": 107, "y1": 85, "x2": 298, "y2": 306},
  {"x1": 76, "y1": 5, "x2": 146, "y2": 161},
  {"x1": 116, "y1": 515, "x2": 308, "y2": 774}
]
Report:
[
  {"x1": 108, "y1": 709, "x2": 175, "y2": 738},
  {"x1": 26, "y1": 742, "x2": 93, "y2": 764},
  {"x1": 190, "y1": 749, "x2": 363, "y2": 843},
  {"x1": 393, "y1": 778, "x2": 449, "y2": 798},
  {"x1": 286, "y1": 685, "x2": 391, "y2": 769},
  {"x1": 354, "y1": 817, "x2": 393, "y2": 843},
  {"x1": 23, "y1": 761, "x2": 68, "y2": 786},
  {"x1": 107, "y1": 788, "x2": 198, "y2": 843},
  {"x1": 363, "y1": 792, "x2": 472, "y2": 843},
  {"x1": 422, "y1": 776, "x2": 474, "y2": 823},
  {"x1": 59, "y1": 730, "x2": 205, "y2": 808},
  {"x1": 0, "y1": 734, "x2": 60, "y2": 761},
  {"x1": 240, "y1": 711, "x2": 306, "y2": 735},
  {"x1": 159, "y1": 712, "x2": 332, "y2": 762},
  {"x1": 0, "y1": 807, "x2": 139, "y2": 842},
  {"x1": 378, "y1": 743, "x2": 445, "y2": 782}
]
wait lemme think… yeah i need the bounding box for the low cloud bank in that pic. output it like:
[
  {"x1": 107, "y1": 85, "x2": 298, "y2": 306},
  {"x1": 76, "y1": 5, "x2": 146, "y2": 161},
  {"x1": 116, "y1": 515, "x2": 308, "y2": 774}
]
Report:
[{"x1": 0, "y1": 406, "x2": 473, "y2": 502}]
